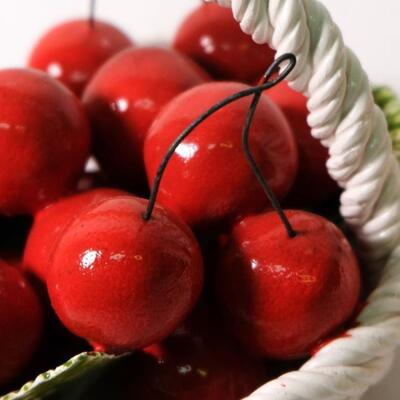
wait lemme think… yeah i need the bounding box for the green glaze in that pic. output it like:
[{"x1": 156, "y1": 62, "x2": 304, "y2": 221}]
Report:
[
  {"x1": 0, "y1": 352, "x2": 121, "y2": 400},
  {"x1": 373, "y1": 86, "x2": 400, "y2": 160}
]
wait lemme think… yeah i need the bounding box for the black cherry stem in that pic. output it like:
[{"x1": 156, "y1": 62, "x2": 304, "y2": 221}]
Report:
[
  {"x1": 89, "y1": 0, "x2": 96, "y2": 29},
  {"x1": 143, "y1": 53, "x2": 297, "y2": 225},
  {"x1": 241, "y1": 60, "x2": 297, "y2": 238}
]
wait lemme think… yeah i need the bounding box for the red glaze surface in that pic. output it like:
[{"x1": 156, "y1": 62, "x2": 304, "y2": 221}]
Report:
[
  {"x1": 173, "y1": 3, "x2": 275, "y2": 83},
  {"x1": 0, "y1": 260, "x2": 43, "y2": 385},
  {"x1": 23, "y1": 188, "x2": 126, "y2": 283},
  {"x1": 144, "y1": 81, "x2": 298, "y2": 229},
  {"x1": 215, "y1": 210, "x2": 361, "y2": 360},
  {"x1": 267, "y1": 82, "x2": 339, "y2": 207},
  {"x1": 47, "y1": 195, "x2": 204, "y2": 353},
  {"x1": 29, "y1": 19, "x2": 132, "y2": 96},
  {"x1": 0, "y1": 69, "x2": 90, "y2": 216},
  {"x1": 82, "y1": 47, "x2": 209, "y2": 191},
  {"x1": 128, "y1": 307, "x2": 266, "y2": 399}
]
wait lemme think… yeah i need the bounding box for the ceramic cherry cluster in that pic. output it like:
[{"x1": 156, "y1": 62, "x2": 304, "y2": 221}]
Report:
[{"x1": 0, "y1": 3, "x2": 361, "y2": 399}]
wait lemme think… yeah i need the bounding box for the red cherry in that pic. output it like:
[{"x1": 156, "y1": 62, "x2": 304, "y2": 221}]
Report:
[
  {"x1": 82, "y1": 47, "x2": 209, "y2": 191},
  {"x1": 0, "y1": 69, "x2": 90, "y2": 216},
  {"x1": 0, "y1": 260, "x2": 43, "y2": 385},
  {"x1": 128, "y1": 307, "x2": 266, "y2": 399},
  {"x1": 144, "y1": 81, "x2": 298, "y2": 229},
  {"x1": 23, "y1": 188, "x2": 126, "y2": 283},
  {"x1": 215, "y1": 210, "x2": 361, "y2": 360},
  {"x1": 266, "y1": 82, "x2": 339, "y2": 206},
  {"x1": 47, "y1": 195, "x2": 203, "y2": 353},
  {"x1": 173, "y1": 3, "x2": 275, "y2": 83},
  {"x1": 29, "y1": 19, "x2": 132, "y2": 96}
]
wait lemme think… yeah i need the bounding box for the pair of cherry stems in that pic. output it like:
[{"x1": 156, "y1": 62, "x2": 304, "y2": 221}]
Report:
[
  {"x1": 87, "y1": 0, "x2": 296, "y2": 237},
  {"x1": 89, "y1": 0, "x2": 96, "y2": 28},
  {"x1": 143, "y1": 53, "x2": 298, "y2": 239}
]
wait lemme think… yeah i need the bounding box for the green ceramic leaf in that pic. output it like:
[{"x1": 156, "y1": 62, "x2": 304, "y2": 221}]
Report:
[
  {"x1": 373, "y1": 86, "x2": 400, "y2": 160},
  {"x1": 0, "y1": 352, "x2": 120, "y2": 400}
]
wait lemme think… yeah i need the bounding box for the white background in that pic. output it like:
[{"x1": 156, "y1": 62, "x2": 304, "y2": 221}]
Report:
[{"x1": 0, "y1": 1, "x2": 399, "y2": 399}]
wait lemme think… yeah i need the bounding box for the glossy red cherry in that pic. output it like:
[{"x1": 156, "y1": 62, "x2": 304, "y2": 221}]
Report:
[
  {"x1": 23, "y1": 188, "x2": 126, "y2": 283},
  {"x1": 0, "y1": 69, "x2": 90, "y2": 216},
  {"x1": 29, "y1": 19, "x2": 132, "y2": 96},
  {"x1": 0, "y1": 260, "x2": 43, "y2": 385},
  {"x1": 127, "y1": 308, "x2": 266, "y2": 399},
  {"x1": 266, "y1": 82, "x2": 339, "y2": 206},
  {"x1": 173, "y1": 3, "x2": 275, "y2": 83},
  {"x1": 215, "y1": 210, "x2": 361, "y2": 360},
  {"x1": 82, "y1": 47, "x2": 209, "y2": 191},
  {"x1": 144, "y1": 81, "x2": 298, "y2": 230},
  {"x1": 47, "y1": 195, "x2": 203, "y2": 353}
]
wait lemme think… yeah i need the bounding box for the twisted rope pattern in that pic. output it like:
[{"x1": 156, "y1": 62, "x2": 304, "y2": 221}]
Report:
[{"x1": 206, "y1": 0, "x2": 400, "y2": 398}]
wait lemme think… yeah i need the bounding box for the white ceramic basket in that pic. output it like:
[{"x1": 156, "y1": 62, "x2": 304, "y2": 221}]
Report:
[{"x1": 204, "y1": 0, "x2": 400, "y2": 399}]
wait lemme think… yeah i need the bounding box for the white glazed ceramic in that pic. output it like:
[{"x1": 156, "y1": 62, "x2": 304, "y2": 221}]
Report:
[{"x1": 205, "y1": 0, "x2": 400, "y2": 399}]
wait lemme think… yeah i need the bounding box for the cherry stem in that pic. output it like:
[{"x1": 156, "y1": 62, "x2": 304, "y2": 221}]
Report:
[
  {"x1": 242, "y1": 61, "x2": 297, "y2": 238},
  {"x1": 143, "y1": 53, "x2": 297, "y2": 225},
  {"x1": 89, "y1": 0, "x2": 96, "y2": 28}
]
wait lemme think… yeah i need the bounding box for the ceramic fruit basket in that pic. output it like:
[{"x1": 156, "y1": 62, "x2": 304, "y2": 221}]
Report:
[{"x1": 1, "y1": 0, "x2": 400, "y2": 399}]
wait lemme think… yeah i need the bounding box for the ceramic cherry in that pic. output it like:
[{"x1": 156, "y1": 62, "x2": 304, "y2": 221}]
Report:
[
  {"x1": 144, "y1": 81, "x2": 298, "y2": 230},
  {"x1": 266, "y1": 82, "x2": 339, "y2": 206},
  {"x1": 215, "y1": 210, "x2": 361, "y2": 360},
  {"x1": 23, "y1": 188, "x2": 126, "y2": 283},
  {"x1": 0, "y1": 69, "x2": 90, "y2": 216},
  {"x1": 82, "y1": 47, "x2": 209, "y2": 192},
  {"x1": 127, "y1": 307, "x2": 267, "y2": 399},
  {"x1": 173, "y1": 3, "x2": 275, "y2": 83},
  {"x1": 0, "y1": 260, "x2": 43, "y2": 386},
  {"x1": 47, "y1": 195, "x2": 203, "y2": 353},
  {"x1": 29, "y1": 19, "x2": 132, "y2": 96}
]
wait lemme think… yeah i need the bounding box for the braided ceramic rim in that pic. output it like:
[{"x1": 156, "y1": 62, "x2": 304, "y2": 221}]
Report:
[{"x1": 205, "y1": 0, "x2": 400, "y2": 399}]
